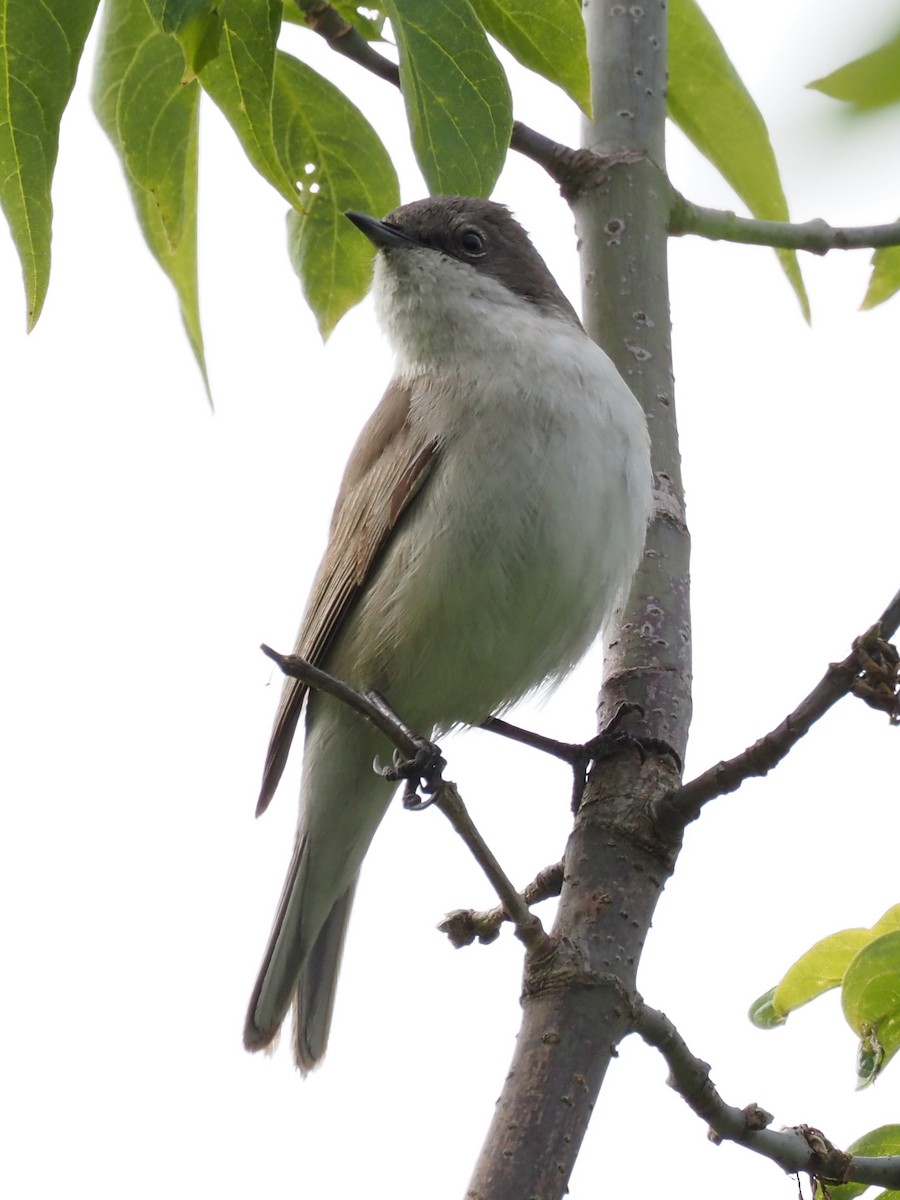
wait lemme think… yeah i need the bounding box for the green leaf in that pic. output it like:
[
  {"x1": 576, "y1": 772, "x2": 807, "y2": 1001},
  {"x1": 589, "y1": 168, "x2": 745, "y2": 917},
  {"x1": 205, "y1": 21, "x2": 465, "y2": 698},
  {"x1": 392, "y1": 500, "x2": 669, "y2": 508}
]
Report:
[
  {"x1": 332, "y1": 1, "x2": 387, "y2": 40},
  {"x1": 468, "y1": 0, "x2": 590, "y2": 115},
  {"x1": 872, "y1": 905, "x2": 900, "y2": 937},
  {"x1": 385, "y1": 0, "x2": 512, "y2": 196},
  {"x1": 667, "y1": 0, "x2": 809, "y2": 321},
  {"x1": 808, "y1": 26, "x2": 900, "y2": 114},
  {"x1": 842, "y1": 931, "x2": 900, "y2": 1086},
  {"x1": 772, "y1": 928, "x2": 871, "y2": 1018},
  {"x1": 844, "y1": 931, "x2": 900, "y2": 1034},
  {"x1": 816, "y1": 1126, "x2": 900, "y2": 1200},
  {"x1": 143, "y1": 0, "x2": 209, "y2": 31},
  {"x1": 748, "y1": 987, "x2": 786, "y2": 1029},
  {"x1": 273, "y1": 51, "x2": 400, "y2": 336},
  {"x1": 199, "y1": 0, "x2": 301, "y2": 210},
  {"x1": 862, "y1": 239, "x2": 900, "y2": 310},
  {"x1": 814, "y1": 1180, "x2": 869, "y2": 1200},
  {"x1": 281, "y1": 2, "x2": 388, "y2": 42},
  {"x1": 92, "y1": 0, "x2": 207, "y2": 392},
  {"x1": 142, "y1": 0, "x2": 224, "y2": 79},
  {"x1": 753, "y1": 907, "x2": 900, "y2": 1030},
  {"x1": 0, "y1": 0, "x2": 101, "y2": 328},
  {"x1": 845, "y1": 1124, "x2": 900, "y2": 1157}
]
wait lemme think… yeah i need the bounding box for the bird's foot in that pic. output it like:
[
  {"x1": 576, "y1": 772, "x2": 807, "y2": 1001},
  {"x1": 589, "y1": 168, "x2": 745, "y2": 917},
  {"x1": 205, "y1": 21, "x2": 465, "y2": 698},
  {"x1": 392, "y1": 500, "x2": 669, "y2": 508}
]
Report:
[
  {"x1": 584, "y1": 702, "x2": 676, "y2": 764},
  {"x1": 364, "y1": 688, "x2": 447, "y2": 808},
  {"x1": 375, "y1": 743, "x2": 447, "y2": 810},
  {"x1": 570, "y1": 705, "x2": 681, "y2": 811}
]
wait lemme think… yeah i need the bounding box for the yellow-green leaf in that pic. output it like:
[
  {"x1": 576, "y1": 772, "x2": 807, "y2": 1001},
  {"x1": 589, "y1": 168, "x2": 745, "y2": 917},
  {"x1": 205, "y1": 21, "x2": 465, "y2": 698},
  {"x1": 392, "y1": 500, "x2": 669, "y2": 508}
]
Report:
[
  {"x1": 753, "y1": 907, "x2": 900, "y2": 1029},
  {"x1": 862, "y1": 238, "x2": 900, "y2": 310},
  {"x1": 385, "y1": 0, "x2": 512, "y2": 196},
  {"x1": 273, "y1": 51, "x2": 400, "y2": 336},
  {"x1": 469, "y1": 0, "x2": 590, "y2": 115},
  {"x1": 808, "y1": 26, "x2": 900, "y2": 114},
  {"x1": 771, "y1": 928, "x2": 870, "y2": 1018},
  {"x1": 200, "y1": 0, "x2": 301, "y2": 210},
  {"x1": 92, "y1": 0, "x2": 207, "y2": 392},
  {"x1": 872, "y1": 905, "x2": 900, "y2": 938},
  {"x1": 756, "y1": 909, "x2": 900, "y2": 1085},
  {"x1": 814, "y1": 1126, "x2": 900, "y2": 1200},
  {"x1": 0, "y1": 0, "x2": 100, "y2": 328},
  {"x1": 667, "y1": 0, "x2": 809, "y2": 321},
  {"x1": 842, "y1": 931, "x2": 900, "y2": 1086},
  {"x1": 748, "y1": 987, "x2": 786, "y2": 1029}
]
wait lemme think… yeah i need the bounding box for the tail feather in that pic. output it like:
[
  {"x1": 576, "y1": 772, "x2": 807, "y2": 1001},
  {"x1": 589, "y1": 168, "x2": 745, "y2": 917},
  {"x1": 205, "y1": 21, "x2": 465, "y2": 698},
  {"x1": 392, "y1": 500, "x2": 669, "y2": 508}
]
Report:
[
  {"x1": 245, "y1": 699, "x2": 394, "y2": 1065},
  {"x1": 293, "y1": 882, "x2": 357, "y2": 1072},
  {"x1": 243, "y1": 832, "x2": 311, "y2": 1053}
]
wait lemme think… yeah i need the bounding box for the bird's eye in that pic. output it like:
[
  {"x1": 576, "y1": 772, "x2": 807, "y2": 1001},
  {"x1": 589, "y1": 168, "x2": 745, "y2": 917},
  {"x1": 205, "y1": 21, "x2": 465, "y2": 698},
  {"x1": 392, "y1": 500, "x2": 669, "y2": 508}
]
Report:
[{"x1": 459, "y1": 229, "x2": 486, "y2": 257}]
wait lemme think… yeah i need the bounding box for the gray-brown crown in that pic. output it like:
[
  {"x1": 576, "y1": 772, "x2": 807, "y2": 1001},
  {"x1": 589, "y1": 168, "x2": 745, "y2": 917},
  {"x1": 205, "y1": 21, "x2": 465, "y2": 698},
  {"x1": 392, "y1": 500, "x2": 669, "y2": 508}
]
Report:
[{"x1": 369, "y1": 196, "x2": 581, "y2": 325}]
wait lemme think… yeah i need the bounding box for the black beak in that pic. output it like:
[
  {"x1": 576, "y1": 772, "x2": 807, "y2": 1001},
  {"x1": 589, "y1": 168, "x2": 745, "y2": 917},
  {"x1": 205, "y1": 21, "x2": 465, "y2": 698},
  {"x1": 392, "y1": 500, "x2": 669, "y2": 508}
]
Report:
[{"x1": 345, "y1": 211, "x2": 417, "y2": 250}]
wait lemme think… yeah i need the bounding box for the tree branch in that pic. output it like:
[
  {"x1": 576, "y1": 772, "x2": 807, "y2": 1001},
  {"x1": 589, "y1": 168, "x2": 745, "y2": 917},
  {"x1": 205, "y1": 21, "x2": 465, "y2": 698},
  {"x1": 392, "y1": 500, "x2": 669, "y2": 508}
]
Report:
[
  {"x1": 670, "y1": 191, "x2": 900, "y2": 255},
  {"x1": 295, "y1": 3, "x2": 900, "y2": 250},
  {"x1": 633, "y1": 1003, "x2": 900, "y2": 1188},
  {"x1": 439, "y1": 860, "x2": 564, "y2": 947},
  {"x1": 290, "y1": 0, "x2": 581, "y2": 178},
  {"x1": 656, "y1": 587, "x2": 900, "y2": 831},
  {"x1": 296, "y1": 1, "x2": 401, "y2": 86}
]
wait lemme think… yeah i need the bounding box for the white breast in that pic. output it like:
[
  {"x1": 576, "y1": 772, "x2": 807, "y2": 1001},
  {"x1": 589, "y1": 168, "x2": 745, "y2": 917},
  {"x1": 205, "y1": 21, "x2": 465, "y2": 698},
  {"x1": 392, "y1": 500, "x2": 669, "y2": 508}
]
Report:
[{"x1": 333, "y1": 261, "x2": 652, "y2": 733}]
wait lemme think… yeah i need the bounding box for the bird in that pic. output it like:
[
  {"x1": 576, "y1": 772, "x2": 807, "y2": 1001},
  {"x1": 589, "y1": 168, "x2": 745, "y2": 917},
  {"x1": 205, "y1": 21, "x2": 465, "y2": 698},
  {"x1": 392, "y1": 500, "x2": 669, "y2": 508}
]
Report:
[{"x1": 244, "y1": 195, "x2": 653, "y2": 1071}]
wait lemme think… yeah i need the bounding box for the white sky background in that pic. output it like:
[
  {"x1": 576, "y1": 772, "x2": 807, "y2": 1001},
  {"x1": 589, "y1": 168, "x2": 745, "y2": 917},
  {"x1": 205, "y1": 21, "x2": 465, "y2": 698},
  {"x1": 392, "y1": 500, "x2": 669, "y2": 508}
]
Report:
[{"x1": 2, "y1": 0, "x2": 899, "y2": 1195}]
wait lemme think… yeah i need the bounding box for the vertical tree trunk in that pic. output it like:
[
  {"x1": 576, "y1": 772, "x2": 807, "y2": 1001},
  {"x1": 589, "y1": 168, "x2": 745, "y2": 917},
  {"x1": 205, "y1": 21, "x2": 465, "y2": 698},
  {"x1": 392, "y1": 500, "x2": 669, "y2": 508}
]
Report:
[
  {"x1": 576, "y1": 4, "x2": 691, "y2": 749},
  {"x1": 466, "y1": 3, "x2": 692, "y2": 1196}
]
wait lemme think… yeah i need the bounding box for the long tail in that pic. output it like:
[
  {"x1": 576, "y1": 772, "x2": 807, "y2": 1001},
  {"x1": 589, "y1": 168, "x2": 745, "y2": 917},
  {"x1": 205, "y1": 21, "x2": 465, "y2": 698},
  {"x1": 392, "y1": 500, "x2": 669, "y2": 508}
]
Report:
[
  {"x1": 243, "y1": 858, "x2": 358, "y2": 1073},
  {"x1": 244, "y1": 697, "x2": 394, "y2": 1070}
]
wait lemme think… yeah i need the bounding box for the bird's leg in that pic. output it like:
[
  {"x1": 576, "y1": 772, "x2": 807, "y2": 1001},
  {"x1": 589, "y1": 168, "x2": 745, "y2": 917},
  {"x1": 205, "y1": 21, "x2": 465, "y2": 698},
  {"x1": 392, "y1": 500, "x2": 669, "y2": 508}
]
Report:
[
  {"x1": 481, "y1": 704, "x2": 682, "y2": 812},
  {"x1": 479, "y1": 715, "x2": 587, "y2": 765}
]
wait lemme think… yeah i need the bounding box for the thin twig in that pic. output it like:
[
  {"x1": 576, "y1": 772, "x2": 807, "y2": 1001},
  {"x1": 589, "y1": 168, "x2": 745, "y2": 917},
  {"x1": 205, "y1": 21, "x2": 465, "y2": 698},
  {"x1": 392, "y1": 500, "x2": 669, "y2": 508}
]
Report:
[
  {"x1": 260, "y1": 645, "x2": 553, "y2": 954},
  {"x1": 290, "y1": 0, "x2": 581, "y2": 178},
  {"x1": 656, "y1": 587, "x2": 900, "y2": 830},
  {"x1": 670, "y1": 192, "x2": 900, "y2": 255},
  {"x1": 260, "y1": 644, "x2": 421, "y2": 758},
  {"x1": 633, "y1": 1003, "x2": 900, "y2": 1188},
  {"x1": 433, "y1": 783, "x2": 555, "y2": 957},
  {"x1": 440, "y1": 860, "x2": 565, "y2": 947},
  {"x1": 297, "y1": 1, "x2": 401, "y2": 86}
]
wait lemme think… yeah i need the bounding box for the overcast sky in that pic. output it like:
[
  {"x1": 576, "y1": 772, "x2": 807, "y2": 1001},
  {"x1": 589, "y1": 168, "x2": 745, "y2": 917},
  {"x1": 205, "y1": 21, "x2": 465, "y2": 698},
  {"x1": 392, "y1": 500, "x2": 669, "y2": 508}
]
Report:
[{"x1": 2, "y1": 1, "x2": 899, "y2": 1196}]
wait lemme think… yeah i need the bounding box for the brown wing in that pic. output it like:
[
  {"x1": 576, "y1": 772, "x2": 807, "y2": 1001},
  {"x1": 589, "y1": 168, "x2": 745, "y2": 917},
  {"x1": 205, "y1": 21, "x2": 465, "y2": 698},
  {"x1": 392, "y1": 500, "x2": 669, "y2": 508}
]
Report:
[{"x1": 256, "y1": 378, "x2": 439, "y2": 815}]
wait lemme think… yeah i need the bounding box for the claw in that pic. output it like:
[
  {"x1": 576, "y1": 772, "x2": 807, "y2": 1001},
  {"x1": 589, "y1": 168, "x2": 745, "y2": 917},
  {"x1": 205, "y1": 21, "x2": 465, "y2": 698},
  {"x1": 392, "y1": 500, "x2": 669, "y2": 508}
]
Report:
[{"x1": 374, "y1": 743, "x2": 447, "y2": 809}]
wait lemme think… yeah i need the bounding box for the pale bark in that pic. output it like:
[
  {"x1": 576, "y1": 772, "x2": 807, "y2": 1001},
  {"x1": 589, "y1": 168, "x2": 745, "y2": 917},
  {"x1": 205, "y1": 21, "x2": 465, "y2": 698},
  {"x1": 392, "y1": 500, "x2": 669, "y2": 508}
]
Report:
[{"x1": 466, "y1": 3, "x2": 693, "y2": 1196}]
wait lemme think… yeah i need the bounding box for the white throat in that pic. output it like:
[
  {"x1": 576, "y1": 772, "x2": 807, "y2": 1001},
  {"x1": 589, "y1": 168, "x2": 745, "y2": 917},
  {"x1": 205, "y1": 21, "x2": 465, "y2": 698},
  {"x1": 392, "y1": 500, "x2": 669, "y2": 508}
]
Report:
[{"x1": 373, "y1": 247, "x2": 579, "y2": 377}]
